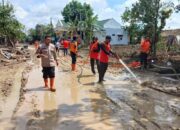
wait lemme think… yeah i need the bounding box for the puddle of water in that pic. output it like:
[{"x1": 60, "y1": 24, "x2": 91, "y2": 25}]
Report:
[
  {"x1": 10, "y1": 67, "x2": 122, "y2": 130},
  {"x1": 103, "y1": 73, "x2": 180, "y2": 129},
  {"x1": 1, "y1": 54, "x2": 179, "y2": 130}
]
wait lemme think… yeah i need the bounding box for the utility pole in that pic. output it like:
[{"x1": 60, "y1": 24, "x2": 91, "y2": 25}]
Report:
[
  {"x1": 153, "y1": 0, "x2": 160, "y2": 57},
  {"x1": 50, "y1": 17, "x2": 56, "y2": 43},
  {"x1": 2, "y1": 0, "x2": 5, "y2": 8}
]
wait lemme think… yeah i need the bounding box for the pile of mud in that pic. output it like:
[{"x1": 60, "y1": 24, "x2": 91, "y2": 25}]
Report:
[
  {"x1": 0, "y1": 47, "x2": 31, "y2": 67},
  {"x1": 141, "y1": 80, "x2": 180, "y2": 97},
  {"x1": 0, "y1": 78, "x2": 13, "y2": 98}
]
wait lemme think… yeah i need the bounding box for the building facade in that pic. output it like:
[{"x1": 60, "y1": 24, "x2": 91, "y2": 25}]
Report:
[
  {"x1": 94, "y1": 18, "x2": 129, "y2": 45},
  {"x1": 55, "y1": 18, "x2": 129, "y2": 45}
]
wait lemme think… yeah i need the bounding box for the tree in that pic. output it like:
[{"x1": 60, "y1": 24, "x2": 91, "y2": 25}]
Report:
[
  {"x1": 122, "y1": 8, "x2": 143, "y2": 44},
  {"x1": 61, "y1": 0, "x2": 97, "y2": 44},
  {"x1": 175, "y1": 0, "x2": 180, "y2": 12},
  {"x1": 122, "y1": 0, "x2": 173, "y2": 56},
  {"x1": 0, "y1": 1, "x2": 25, "y2": 47},
  {"x1": 27, "y1": 23, "x2": 55, "y2": 42}
]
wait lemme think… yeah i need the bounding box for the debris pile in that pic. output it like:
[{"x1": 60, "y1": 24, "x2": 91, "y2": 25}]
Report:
[
  {"x1": 141, "y1": 81, "x2": 180, "y2": 96},
  {"x1": 0, "y1": 47, "x2": 31, "y2": 66}
]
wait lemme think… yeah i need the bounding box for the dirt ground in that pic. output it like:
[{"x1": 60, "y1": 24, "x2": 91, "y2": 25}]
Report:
[{"x1": 0, "y1": 47, "x2": 180, "y2": 130}]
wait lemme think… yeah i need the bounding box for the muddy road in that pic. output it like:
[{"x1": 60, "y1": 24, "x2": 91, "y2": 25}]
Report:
[{"x1": 0, "y1": 50, "x2": 180, "y2": 130}]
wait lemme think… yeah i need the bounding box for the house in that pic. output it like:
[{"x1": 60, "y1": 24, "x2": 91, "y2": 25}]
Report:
[
  {"x1": 55, "y1": 20, "x2": 68, "y2": 37},
  {"x1": 55, "y1": 18, "x2": 129, "y2": 45},
  {"x1": 161, "y1": 29, "x2": 180, "y2": 45},
  {"x1": 94, "y1": 18, "x2": 129, "y2": 45}
]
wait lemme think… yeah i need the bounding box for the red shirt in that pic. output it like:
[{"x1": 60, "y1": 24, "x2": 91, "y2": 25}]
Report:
[
  {"x1": 99, "y1": 43, "x2": 111, "y2": 63},
  {"x1": 63, "y1": 40, "x2": 69, "y2": 49},
  {"x1": 141, "y1": 40, "x2": 150, "y2": 53},
  {"x1": 90, "y1": 42, "x2": 99, "y2": 60}
]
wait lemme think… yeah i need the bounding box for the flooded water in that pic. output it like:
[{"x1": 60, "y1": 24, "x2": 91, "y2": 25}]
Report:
[
  {"x1": 6, "y1": 66, "x2": 122, "y2": 130},
  {"x1": 0, "y1": 55, "x2": 180, "y2": 130}
]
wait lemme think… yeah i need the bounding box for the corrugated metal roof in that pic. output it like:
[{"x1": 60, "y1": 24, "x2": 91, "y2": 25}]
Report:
[{"x1": 55, "y1": 18, "x2": 121, "y2": 31}]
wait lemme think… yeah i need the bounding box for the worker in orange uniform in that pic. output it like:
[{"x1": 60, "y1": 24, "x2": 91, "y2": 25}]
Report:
[
  {"x1": 63, "y1": 38, "x2": 70, "y2": 56},
  {"x1": 70, "y1": 36, "x2": 78, "y2": 71},
  {"x1": 36, "y1": 36, "x2": 59, "y2": 92},
  {"x1": 140, "y1": 36, "x2": 151, "y2": 69},
  {"x1": 98, "y1": 36, "x2": 119, "y2": 83},
  {"x1": 89, "y1": 37, "x2": 100, "y2": 75}
]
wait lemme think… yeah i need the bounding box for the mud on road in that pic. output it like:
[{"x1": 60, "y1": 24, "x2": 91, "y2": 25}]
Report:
[{"x1": 0, "y1": 49, "x2": 180, "y2": 130}]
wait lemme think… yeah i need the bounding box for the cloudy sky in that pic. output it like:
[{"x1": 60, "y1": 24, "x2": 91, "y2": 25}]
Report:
[{"x1": 10, "y1": 0, "x2": 180, "y2": 30}]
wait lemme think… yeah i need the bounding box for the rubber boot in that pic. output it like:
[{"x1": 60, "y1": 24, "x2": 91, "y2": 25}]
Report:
[
  {"x1": 44, "y1": 79, "x2": 48, "y2": 88},
  {"x1": 73, "y1": 64, "x2": 76, "y2": 71},
  {"x1": 50, "y1": 78, "x2": 56, "y2": 92},
  {"x1": 72, "y1": 64, "x2": 76, "y2": 71}
]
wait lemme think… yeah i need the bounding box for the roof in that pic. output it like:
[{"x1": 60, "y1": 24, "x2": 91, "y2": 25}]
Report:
[
  {"x1": 161, "y1": 29, "x2": 180, "y2": 37},
  {"x1": 55, "y1": 18, "x2": 122, "y2": 31},
  {"x1": 61, "y1": 20, "x2": 69, "y2": 28},
  {"x1": 97, "y1": 19, "x2": 112, "y2": 28}
]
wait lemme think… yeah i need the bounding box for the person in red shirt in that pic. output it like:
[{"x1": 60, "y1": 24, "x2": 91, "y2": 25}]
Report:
[
  {"x1": 89, "y1": 37, "x2": 100, "y2": 75},
  {"x1": 63, "y1": 39, "x2": 70, "y2": 56},
  {"x1": 140, "y1": 37, "x2": 151, "y2": 69},
  {"x1": 98, "y1": 36, "x2": 119, "y2": 83}
]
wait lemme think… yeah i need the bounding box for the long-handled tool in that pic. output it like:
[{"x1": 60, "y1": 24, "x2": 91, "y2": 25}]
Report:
[
  {"x1": 113, "y1": 52, "x2": 142, "y2": 84},
  {"x1": 118, "y1": 58, "x2": 142, "y2": 84}
]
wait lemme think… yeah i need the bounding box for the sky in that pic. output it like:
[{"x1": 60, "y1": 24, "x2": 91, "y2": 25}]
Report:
[{"x1": 8, "y1": 0, "x2": 180, "y2": 30}]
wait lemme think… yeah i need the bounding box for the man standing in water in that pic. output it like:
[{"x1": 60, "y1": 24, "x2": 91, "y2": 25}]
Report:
[
  {"x1": 140, "y1": 36, "x2": 151, "y2": 70},
  {"x1": 36, "y1": 35, "x2": 59, "y2": 92},
  {"x1": 70, "y1": 36, "x2": 78, "y2": 71},
  {"x1": 89, "y1": 37, "x2": 100, "y2": 75},
  {"x1": 98, "y1": 36, "x2": 119, "y2": 83}
]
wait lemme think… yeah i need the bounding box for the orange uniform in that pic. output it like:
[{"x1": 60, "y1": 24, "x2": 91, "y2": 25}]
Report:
[
  {"x1": 63, "y1": 40, "x2": 69, "y2": 49},
  {"x1": 70, "y1": 41, "x2": 78, "y2": 71},
  {"x1": 90, "y1": 41, "x2": 99, "y2": 60},
  {"x1": 140, "y1": 40, "x2": 150, "y2": 53},
  {"x1": 70, "y1": 41, "x2": 78, "y2": 54},
  {"x1": 99, "y1": 43, "x2": 111, "y2": 63}
]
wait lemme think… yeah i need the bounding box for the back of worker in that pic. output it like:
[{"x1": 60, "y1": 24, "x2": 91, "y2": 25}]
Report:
[
  {"x1": 140, "y1": 37, "x2": 151, "y2": 69},
  {"x1": 89, "y1": 37, "x2": 100, "y2": 74},
  {"x1": 98, "y1": 36, "x2": 118, "y2": 83},
  {"x1": 70, "y1": 37, "x2": 78, "y2": 71},
  {"x1": 63, "y1": 39, "x2": 70, "y2": 56}
]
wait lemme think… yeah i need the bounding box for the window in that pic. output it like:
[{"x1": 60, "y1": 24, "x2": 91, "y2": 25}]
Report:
[
  {"x1": 112, "y1": 34, "x2": 115, "y2": 36},
  {"x1": 118, "y1": 35, "x2": 123, "y2": 41}
]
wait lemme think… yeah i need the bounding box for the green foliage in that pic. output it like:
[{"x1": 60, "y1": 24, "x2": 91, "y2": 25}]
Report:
[
  {"x1": 61, "y1": 0, "x2": 97, "y2": 44},
  {"x1": 122, "y1": 8, "x2": 142, "y2": 45},
  {"x1": 122, "y1": 0, "x2": 174, "y2": 55},
  {"x1": 27, "y1": 23, "x2": 55, "y2": 42},
  {"x1": 0, "y1": 2, "x2": 25, "y2": 46}
]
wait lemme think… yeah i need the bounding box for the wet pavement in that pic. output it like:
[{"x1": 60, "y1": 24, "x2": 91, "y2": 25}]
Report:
[{"x1": 0, "y1": 55, "x2": 180, "y2": 130}]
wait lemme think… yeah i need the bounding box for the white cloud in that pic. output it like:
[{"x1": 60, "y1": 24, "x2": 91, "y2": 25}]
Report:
[
  {"x1": 165, "y1": 13, "x2": 180, "y2": 29},
  {"x1": 10, "y1": 0, "x2": 180, "y2": 30},
  {"x1": 14, "y1": 5, "x2": 28, "y2": 19}
]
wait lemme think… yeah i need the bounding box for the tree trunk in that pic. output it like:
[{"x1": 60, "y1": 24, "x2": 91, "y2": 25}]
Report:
[
  {"x1": 152, "y1": 0, "x2": 160, "y2": 57},
  {"x1": 7, "y1": 36, "x2": 15, "y2": 48}
]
